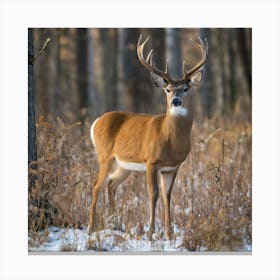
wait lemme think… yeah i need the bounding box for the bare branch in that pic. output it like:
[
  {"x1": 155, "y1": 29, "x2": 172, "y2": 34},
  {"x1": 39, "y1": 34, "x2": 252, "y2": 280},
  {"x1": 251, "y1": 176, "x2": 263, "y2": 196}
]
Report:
[{"x1": 33, "y1": 37, "x2": 51, "y2": 62}]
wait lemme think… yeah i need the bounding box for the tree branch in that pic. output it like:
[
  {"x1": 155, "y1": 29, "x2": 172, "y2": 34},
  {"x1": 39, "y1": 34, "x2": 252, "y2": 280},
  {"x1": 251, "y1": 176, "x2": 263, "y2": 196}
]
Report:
[{"x1": 32, "y1": 37, "x2": 51, "y2": 62}]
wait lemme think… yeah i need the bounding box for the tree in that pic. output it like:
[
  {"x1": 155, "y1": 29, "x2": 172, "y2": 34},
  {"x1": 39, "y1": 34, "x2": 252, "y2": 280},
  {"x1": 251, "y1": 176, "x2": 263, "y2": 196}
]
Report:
[
  {"x1": 237, "y1": 28, "x2": 252, "y2": 95},
  {"x1": 200, "y1": 28, "x2": 212, "y2": 118},
  {"x1": 150, "y1": 28, "x2": 166, "y2": 113},
  {"x1": 28, "y1": 29, "x2": 37, "y2": 190},
  {"x1": 77, "y1": 28, "x2": 98, "y2": 121},
  {"x1": 165, "y1": 28, "x2": 182, "y2": 79},
  {"x1": 77, "y1": 29, "x2": 88, "y2": 115},
  {"x1": 120, "y1": 28, "x2": 141, "y2": 112},
  {"x1": 99, "y1": 28, "x2": 118, "y2": 112}
]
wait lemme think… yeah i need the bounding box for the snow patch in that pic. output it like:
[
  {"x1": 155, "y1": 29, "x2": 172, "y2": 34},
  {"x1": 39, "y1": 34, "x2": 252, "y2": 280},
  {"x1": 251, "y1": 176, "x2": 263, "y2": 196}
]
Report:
[{"x1": 29, "y1": 226, "x2": 252, "y2": 253}]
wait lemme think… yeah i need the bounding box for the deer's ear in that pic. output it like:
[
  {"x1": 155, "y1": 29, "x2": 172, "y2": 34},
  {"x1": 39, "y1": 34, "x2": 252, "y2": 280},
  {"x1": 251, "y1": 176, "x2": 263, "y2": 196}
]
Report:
[
  {"x1": 188, "y1": 70, "x2": 203, "y2": 87},
  {"x1": 151, "y1": 72, "x2": 168, "y2": 88}
]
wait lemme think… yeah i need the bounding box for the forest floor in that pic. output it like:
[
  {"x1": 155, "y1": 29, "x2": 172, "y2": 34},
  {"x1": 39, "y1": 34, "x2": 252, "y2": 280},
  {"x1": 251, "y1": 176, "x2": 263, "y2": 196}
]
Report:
[
  {"x1": 28, "y1": 115, "x2": 252, "y2": 253},
  {"x1": 29, "y1": 225, "x2": 251, "y2": 253}
]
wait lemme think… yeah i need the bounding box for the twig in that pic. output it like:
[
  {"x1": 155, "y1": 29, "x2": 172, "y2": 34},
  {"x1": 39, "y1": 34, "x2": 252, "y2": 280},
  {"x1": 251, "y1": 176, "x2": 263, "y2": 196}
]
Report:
[{"x1": 33, "y1": 37, "x2": 51, "y2": 62}]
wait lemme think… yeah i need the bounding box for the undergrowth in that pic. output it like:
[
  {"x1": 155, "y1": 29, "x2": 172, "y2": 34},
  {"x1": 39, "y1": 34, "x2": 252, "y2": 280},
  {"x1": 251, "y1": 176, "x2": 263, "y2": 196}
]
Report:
[{"x1": 28, "y1": 115, "x2": 252, "y2": 252}]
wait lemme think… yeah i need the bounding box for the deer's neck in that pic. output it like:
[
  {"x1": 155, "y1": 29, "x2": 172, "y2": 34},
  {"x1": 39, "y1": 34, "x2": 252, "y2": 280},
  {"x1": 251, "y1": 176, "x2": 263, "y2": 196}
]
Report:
[{"x1": 164, "y1": 109, "x2": 193, "y2": 145}]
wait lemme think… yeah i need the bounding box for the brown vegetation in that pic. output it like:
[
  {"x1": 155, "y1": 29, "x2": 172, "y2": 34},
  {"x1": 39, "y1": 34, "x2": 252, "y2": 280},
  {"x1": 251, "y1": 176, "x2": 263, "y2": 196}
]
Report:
[{"x1": 28, "y1": 114, "x2": 251, "y2": 252}]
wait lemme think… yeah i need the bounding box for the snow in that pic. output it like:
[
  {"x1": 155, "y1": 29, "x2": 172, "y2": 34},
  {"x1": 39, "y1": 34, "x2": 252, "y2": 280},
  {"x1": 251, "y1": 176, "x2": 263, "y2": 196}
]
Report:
[
  {"x1": 29, "y1": 226, "x2": 185, "y2": 252},
  {"x1": 29, "y1": 226, "x2": 252, "y2": 253}
]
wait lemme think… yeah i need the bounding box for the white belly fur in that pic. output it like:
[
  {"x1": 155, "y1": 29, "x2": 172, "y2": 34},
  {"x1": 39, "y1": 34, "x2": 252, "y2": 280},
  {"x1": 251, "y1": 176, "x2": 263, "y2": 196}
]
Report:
[
  {"x1": 116, "y1": 157, "x2": 146, "y2": 172},
  {"x1": 115, "y1": 157, "x2": 177, "y2": 172}
]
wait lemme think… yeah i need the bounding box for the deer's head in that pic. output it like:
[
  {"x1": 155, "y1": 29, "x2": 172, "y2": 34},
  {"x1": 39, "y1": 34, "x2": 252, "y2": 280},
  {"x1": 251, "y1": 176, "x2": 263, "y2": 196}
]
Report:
[{"x1": 137, "y1": 35, "x2": 208, "y2": 117}]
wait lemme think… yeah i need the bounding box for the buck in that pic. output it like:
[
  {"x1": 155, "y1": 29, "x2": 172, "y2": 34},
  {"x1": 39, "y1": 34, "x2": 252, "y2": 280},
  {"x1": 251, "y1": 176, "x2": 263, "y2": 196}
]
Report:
[{"x1": 87, "y1": 35, "x2": 208, "y2": 240}]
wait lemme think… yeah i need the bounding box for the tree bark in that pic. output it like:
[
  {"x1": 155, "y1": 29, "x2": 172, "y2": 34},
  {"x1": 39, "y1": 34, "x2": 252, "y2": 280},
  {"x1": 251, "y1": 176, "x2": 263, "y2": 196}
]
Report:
[
  {"x1": 200, "y1": 28, "x2": 212, "y2": 118},
  {"x1": 100, "y1": 28, "x2": 118, "y2": 112},
  {"x1": 165, "y1": 28, "x2": 182, "y2": 80},
  {"x1": 121, "y1": 28, "x2": 141, "y2": 112},
  {"x1": 77, "y1": 28, "x2": 89, "y2": 121},
  {"x1": 237, "y1": 28, "x2": 252, "y2": 95},
  {"x1": 86, "y1": 29, "x2": 97, "y2": 117},
  {"x1": 28, "y1": 29, "x2": 37, "y2": 190},
  {"x1": 210, "y1": 29, "x2": 224, "y2": 117}
]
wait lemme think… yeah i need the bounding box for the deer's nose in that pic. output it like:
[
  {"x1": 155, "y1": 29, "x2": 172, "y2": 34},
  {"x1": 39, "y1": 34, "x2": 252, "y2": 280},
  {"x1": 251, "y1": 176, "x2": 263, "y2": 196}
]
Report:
[{"x1": 171, "y1": 97, "x2": 182, "y2": 107}]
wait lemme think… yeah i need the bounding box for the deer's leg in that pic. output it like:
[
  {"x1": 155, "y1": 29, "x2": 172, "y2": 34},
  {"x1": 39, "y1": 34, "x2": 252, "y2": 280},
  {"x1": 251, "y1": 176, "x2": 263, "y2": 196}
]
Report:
[
  {"x1": 159, "y1": 169, "x2": 178, "y2": 240},
  {"x1": 146, "y1": 163, "x2": 159, "y2": 240},
  {"x1": 87, "y1": 158, "x2": 113, "y2": 235},
  {"x1": 107, "y1": 167, "x2": 130, "y2": 216}
]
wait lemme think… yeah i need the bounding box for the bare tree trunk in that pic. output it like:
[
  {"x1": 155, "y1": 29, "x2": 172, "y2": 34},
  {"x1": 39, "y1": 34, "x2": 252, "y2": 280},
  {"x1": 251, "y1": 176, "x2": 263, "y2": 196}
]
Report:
[
  {"x1": 117, "y1": 29, "x2": 125, "y2": 110},
  {"x1": 121, "y1": 28, "x2": 141, "y2": 112},
  {"x1": 28, "y1": 29, "x2": 37, "y2": 190},
  {"x1": 221, "y1": 29, "x2": 231, "y2": 116},
  {"x1": 151, "y1": 28, "x2": 166, "y2": 113},
  {"x1": 237, "y1": 28, "x2": 252, "y2": 95},
  {"x1": 87, "y1": 29, "x2": 97, "y2": 117},
  {"x1": 48, "y1": 29, "x2": 60, "y2": 121},
  {"x1": 200, "y1": 28, "x2": 212, "y2": 118},
  {"x1": 210, "y1": 29, "x2": 224, "y2": 117},
  {"x1": 229, "y1": 29, "x2": 237, "y2": 110},
  {"x1": 165, "y1": 28, "x2": 182, "y2": 80},
  {"x1": 77, "y1": 28, "x2": 89, "y2": 121},
  {"x1": 100, "y1": 28, "x2": 118, "y2": 112}
]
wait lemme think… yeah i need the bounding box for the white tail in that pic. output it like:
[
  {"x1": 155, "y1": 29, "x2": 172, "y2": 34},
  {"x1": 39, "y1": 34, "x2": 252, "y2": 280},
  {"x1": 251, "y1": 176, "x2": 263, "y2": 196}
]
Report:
[{"x1": 87, "y1": 35, "x2": 208, "y2": 240}]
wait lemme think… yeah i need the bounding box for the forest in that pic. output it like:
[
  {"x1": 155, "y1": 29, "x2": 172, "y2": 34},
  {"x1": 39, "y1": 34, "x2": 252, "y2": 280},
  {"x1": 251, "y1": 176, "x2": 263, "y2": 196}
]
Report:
[{"x1": 28, "y1": 28, "x2": 252, "y2": 252}]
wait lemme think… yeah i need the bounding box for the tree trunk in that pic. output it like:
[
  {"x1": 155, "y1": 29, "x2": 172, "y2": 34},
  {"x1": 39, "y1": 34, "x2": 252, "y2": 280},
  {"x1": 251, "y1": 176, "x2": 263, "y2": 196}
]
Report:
[
  {"x1": 77, "y1": 28, "x2": 89, "y2": 121},
  {"x1": 165, "y1": 28, "x2": 182, "y2": 80},
  {"x1": 86, "y1": 29, "x2": 97, "y2": 117},
  {"x1": 121, "y1": 28, "x2": 141, "y2": 112},
  {"x1": 229, "y1": 29, "x2": 237, "y2": 111},
  {"x1": 210, "y1": 29, "x2": 224, "y2": 117},
  {"x1": 28, "y1": 29, "x2": 37, "y2": 190},
  {"x1": 200, "y1": 28, "x2": 212, "y2": 118},
  {"x1": 100, "y1": 28, "x2": 118, "y2": 112},
  {"x1": 237, "y1": 28, "x2": 252, "y2": 95},
  {"x1": 151, "y1": 28, "x2": 166, "y2": 113}
]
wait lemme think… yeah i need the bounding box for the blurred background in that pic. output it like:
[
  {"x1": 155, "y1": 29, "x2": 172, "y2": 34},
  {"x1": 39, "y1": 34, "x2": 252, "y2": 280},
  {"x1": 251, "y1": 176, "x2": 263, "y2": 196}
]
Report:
[{"x1": 31, "y1": 28, "x2": 251, "y2": 124}]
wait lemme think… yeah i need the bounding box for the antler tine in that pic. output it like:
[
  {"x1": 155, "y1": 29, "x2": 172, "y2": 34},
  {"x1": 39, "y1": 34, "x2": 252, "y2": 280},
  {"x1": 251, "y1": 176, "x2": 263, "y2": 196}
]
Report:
[
  {"x1": 184, "y1": 36, "x2": 208, "y2": 79},
  {"x1": 138, "y1": 35, "x2": 150, "y2": 48},
  {"x1": 137, "y1": 34, "x2": 172, "y2": 82},
  {"x1": 146, "y1": 49, "x2": 153, "y2": 63},
  {"x1": 165, "y1": 59, "x2": 169, "y2": 74},
  {"x1": 137, "y1": 34, "x2": 142, "y2": 46},
  {"x1": 182, "y1": 60, "x2": 186, "y2": 77}
]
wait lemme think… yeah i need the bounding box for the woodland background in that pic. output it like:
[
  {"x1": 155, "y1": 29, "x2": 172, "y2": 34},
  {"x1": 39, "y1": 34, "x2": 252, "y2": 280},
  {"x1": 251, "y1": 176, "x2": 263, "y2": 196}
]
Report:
[
  {"x1": 28, "y1": 28, "x2": 252, "y2": 252},
  {"x1": 29, "y1": 28, "x2": 251, "y2": 123}
]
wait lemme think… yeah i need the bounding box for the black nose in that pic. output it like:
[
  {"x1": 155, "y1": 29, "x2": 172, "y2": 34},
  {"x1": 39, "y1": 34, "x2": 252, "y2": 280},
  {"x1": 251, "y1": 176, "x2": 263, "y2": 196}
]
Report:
[{"x1": 171, "y1": 97, "x2": 182, "y2": 107}]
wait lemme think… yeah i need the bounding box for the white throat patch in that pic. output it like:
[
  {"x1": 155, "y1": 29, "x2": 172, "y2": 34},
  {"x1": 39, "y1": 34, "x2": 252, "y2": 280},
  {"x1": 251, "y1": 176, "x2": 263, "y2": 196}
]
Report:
[{"x1": 169, "y1": 106, "x2": 188, "y2": 117}]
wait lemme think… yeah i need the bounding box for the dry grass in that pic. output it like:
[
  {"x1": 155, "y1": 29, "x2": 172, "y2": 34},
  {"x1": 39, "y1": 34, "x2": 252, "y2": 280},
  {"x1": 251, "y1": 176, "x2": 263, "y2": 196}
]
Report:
[{"x1": 28, "y1": 115, "x2": 251, "y2": 252}]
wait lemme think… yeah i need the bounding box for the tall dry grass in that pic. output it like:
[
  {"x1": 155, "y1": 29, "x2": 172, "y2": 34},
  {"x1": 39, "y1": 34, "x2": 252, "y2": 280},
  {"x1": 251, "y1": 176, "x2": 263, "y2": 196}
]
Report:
[{"x1": 28, "y1": 115, "x2": 251, "y2": 252}]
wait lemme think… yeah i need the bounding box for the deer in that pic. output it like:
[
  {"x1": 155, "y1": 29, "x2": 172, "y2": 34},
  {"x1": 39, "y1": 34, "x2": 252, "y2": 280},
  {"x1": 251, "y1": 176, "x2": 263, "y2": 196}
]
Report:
[{"x1": 87, "y1": 34, "x2": 208, "y2": 240}]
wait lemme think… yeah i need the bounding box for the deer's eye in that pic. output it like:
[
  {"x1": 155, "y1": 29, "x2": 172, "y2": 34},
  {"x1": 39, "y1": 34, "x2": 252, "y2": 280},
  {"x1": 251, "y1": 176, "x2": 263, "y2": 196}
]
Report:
[
  {"x1": 183, "y1": 87, "x2": 188, "y2": 93},
  {"x1": 166, "y1": 89, "x2": 170, "y2": 93}
]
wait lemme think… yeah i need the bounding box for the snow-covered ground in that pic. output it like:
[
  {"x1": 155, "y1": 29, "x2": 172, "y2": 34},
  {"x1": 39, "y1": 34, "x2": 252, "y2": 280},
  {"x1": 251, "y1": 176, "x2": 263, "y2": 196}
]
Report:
[{"x1": 29, "y1": 226, "x2": 252, "y2": 253}]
